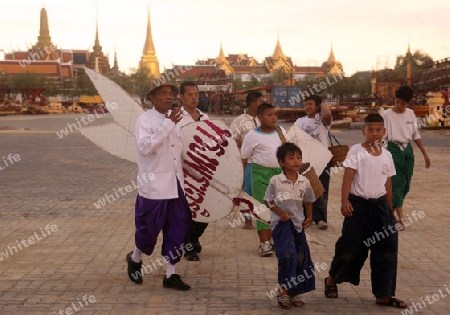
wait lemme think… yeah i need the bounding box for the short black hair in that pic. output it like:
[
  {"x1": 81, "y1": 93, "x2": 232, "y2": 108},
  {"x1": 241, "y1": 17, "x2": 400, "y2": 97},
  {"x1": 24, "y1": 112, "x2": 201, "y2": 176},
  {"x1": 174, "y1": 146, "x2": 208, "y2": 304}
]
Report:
[
  {"x1": 245, "y1": 91, "x2": 263, "y2": 106},
  {"x1": 364, "y1": 113, "x2": 384, "y2": 123},
  {"x1": 395, "y1": 85, "x2": 414, "y2": 102},
  {"x1": 276, "y1": 142, "x2": 302, "y2": 161},
  {"x1": 304, "y1": 94, "x2": 322, "y2": 106},
  {"x1": 256, "y1": 102, "x2": 274, "y2": 116},
  {"x1": 180, "y1": 81, "x2": 198, "y2": 95}
]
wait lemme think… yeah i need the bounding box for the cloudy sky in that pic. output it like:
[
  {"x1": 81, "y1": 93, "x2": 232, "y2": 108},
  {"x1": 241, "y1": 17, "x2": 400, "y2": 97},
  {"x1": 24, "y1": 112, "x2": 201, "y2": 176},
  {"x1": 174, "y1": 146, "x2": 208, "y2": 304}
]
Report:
[{"x1": 0, "y1": 0, "x2": 448, "y2": 75}]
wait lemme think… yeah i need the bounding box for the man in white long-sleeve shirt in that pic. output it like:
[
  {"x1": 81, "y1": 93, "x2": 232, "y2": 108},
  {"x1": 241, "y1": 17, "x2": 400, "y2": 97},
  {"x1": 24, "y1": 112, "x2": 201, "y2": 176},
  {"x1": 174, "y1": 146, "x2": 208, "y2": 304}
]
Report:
[{"x1": 126, "y1": 83, "x2": 192, "y2": 291}]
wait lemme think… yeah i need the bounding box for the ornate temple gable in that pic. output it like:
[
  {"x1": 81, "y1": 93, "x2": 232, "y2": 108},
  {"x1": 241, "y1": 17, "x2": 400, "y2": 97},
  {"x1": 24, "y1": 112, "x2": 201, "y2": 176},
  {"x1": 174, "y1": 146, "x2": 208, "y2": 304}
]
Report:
[
  {"x1": 139, "y1": 6, "x2": 160, "y2": 78},
  {"x1": 217, "y1": 62, "x2": 235, "y2": 75},
  {"x1": 321, "y1": 45, "x2": 344, "y2": 74},
  {"x1": 247, "y1": 57, "x2": 257, "y2": 67},
  {"x1": 264, "y1": 35, "x2": 294, "y2": 74},
  {"x1": 30, "y1": 7, "x2": 58, "y2": 61}
]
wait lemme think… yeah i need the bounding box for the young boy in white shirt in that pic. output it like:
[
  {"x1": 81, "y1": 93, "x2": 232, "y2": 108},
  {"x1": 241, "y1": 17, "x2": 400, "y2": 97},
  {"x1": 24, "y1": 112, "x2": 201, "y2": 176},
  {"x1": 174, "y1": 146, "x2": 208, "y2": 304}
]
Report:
[
  {"x1": 241, "y1": 103, "x2": 290, "y2": 256},
  {"x1": 264, "y1": 142, "x2": 316, "y2": 309},
  {"x1": 324, "y1": 114, "x2": 407, "y2": 309},
  {"x1": 383, "y1": 85, "x2": 430, "y2": 230},
  {"x1": 294, "y1": 94, "x2": 332, "y2": 230},
  {"x1": 230, "y1": 91, "x2": 262, "y2": 229}
]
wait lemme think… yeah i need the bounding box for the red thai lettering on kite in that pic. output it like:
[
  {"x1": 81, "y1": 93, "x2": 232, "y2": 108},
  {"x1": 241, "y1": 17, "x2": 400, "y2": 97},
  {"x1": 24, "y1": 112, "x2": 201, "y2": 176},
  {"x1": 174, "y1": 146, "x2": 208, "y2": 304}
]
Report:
[
  {"x1": 232, "y1": 197, "x2": 254, "y2": 215},
  {"x1": 183, "y1": 120, "x2": 231, "y2": 219}
]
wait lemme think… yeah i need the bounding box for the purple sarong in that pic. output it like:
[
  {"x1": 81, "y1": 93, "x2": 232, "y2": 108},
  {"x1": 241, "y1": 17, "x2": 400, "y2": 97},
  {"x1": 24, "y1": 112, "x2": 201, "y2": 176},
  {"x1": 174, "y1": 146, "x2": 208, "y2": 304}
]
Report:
[{"x1": 134, "y1": 180, "x2": 192, "y2": 264}]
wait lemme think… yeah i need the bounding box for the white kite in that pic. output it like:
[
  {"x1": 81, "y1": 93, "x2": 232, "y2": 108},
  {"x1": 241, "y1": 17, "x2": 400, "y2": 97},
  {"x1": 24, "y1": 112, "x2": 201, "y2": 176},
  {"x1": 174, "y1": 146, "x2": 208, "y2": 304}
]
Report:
[{"x1": 287, "y1": 125, "x2": 332, "y2": 175}]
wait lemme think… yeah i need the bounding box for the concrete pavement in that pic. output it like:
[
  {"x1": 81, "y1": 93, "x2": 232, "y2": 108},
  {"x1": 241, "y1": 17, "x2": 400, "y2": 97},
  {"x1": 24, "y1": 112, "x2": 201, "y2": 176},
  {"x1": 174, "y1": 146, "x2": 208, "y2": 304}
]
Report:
[{"x1": 0, "y1": 113, "x2": 449, "y2": 315}]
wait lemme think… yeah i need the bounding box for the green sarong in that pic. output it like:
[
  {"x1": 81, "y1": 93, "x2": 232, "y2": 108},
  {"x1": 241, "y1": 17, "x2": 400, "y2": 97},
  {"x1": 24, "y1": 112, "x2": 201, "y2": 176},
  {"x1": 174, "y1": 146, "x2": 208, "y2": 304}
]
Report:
[
  {"x1": 251, "y1": 163, "x2": 282, "y2": 231},
  {"x1": 387, "y1": 142, "x2": 414, "y2": 208}
]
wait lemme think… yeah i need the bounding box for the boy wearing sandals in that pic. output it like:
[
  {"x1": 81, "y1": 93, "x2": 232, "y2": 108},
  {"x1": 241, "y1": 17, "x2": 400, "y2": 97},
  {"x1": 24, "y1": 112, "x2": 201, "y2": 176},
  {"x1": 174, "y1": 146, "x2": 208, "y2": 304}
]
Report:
[
  {"x1": 324, "y1": 114, "x2": 407, "y2": 309},
  {"x1": 264, "y1": 142, "x2": 316, "y2": 309}
]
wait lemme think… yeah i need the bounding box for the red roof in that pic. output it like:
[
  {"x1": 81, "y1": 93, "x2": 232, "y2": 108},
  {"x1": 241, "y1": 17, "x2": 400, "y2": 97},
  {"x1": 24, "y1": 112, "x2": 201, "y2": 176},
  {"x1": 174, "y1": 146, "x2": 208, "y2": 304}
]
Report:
[
  {"x1": 62, "y1": 52, "x2": 72, "y2": 63},
  {"x1": 293, "y1": 66, "x2": 323, "y2": 74}
]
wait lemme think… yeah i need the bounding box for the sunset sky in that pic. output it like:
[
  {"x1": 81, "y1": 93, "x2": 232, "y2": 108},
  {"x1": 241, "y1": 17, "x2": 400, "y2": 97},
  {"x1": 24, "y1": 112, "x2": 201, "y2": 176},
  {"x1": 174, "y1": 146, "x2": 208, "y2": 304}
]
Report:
[{"x1": 1, "y1": 0, "x2": 448, "y2": 75}]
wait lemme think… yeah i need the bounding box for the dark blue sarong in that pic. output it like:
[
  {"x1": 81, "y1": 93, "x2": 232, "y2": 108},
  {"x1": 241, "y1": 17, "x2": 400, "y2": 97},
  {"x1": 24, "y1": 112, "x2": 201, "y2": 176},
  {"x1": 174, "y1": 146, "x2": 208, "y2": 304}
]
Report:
[
  {"x1": 134, "y1": 180, "x2": 192, "y2": 264},
  {"x1": 329, "y1": 194, "x2": 398, "y2": 298},
  {"x1": 272, "y1": 220, "x2": 315, "y2": 296}
]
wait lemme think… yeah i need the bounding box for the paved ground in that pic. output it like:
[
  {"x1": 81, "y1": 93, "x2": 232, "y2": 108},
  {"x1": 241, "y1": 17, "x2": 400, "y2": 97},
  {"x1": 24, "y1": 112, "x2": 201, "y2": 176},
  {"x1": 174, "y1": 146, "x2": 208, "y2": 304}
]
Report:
[{"x1": 0, "y1": 113, "x2": 449, "y2": 315}]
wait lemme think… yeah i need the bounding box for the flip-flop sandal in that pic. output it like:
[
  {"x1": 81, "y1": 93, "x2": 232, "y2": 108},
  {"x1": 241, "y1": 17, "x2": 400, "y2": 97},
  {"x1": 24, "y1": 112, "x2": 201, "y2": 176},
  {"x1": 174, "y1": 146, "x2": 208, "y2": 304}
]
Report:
[
  {"x1": 324, "y1": 277, "x2": 338, "y2": 298},
  {"x1": 277, "y1": 294, "x2": 291, "y2": 309},
  {"x1": 376, "y1": 297, "x2": 407, "y2": 308},
  {"x1": 291, "y1": 297, "x2": 305, "y2": 307}
]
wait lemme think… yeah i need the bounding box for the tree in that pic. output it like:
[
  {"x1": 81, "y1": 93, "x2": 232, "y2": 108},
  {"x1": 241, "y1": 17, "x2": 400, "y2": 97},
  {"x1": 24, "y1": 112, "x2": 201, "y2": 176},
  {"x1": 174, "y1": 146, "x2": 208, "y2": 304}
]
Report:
[
  {"x1": 131, "y1": 68, "x2": 156, "y2": 105},
  {"x1": 393, "y1": 49, "x2": 433, "y2": 79}
]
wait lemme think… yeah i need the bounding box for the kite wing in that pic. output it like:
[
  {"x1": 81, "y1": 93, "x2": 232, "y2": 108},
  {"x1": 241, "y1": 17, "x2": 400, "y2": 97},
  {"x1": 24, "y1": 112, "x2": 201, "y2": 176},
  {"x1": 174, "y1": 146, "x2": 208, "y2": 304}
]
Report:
[
  {"x1": 287, "y1": 125, "x2": 332, "y2": 175},
  {"x1": 80, "y1": 67, "x2": 143, "y2": 163}
]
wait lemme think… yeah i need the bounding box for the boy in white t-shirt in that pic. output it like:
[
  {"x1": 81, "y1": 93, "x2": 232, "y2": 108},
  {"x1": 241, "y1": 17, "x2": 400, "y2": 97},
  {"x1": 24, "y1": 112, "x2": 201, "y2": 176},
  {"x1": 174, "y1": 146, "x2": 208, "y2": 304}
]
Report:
[
  {"x1": 241, "y1": 103, "x2": 290, "y2": 257},
  {"x1": 294, "y1": 95, "x2": 332, "y2": 230},
  {"x1": 230, "y1": 91, "x2": 262, "y2": 229},
  {"x1": 383, "y1": 85, "x2": 430, "y2": 230},
  {"x1": 324, "y1": 114, "x2": 407, "y2": 309}
]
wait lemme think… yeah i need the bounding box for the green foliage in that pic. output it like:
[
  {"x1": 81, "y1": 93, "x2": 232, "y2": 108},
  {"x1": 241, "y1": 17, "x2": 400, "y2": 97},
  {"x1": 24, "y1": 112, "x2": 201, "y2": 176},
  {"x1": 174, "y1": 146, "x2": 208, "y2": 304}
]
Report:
[
  {"x1": 131, "y1": 68, "x2": 156, "y2": 105},
  {"x1": 296, "y1": 72, "x2": 371, "y2": 100},
  {"x1": 393, "y1": 50, "x2": 433, "y2": 79}
]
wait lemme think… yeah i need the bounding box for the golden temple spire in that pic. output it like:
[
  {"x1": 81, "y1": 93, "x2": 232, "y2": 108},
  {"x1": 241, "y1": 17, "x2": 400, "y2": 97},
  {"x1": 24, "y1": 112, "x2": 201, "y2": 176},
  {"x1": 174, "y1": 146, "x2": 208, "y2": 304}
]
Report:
[
  {"x1": 142, "y1": 5, "x2": 156, "y2": 55},
  {"x1": 32, "y1": 6, "x2": 57, "y2": 60},
  {"x1": 139, "y1": 5, "x2": 160, "y2": 77},
  {"x1": 37, "y1": 7, "x2": 51, "y2": 46},
  {"x1": 272, "y1": 33, "x2": 284, "y2": 60},
  {"x1": 327, "y1": 42, "x2": 336, "y2": 64},
  {"x1": 93, "y1": 1, "x2": 101, "y2": 50},
  {"x1": 113, "y1": 41, "x2": 119, "y2": 70},
  {"x1": 219, "y1": 39, "x2": 225, "y2": 59}
]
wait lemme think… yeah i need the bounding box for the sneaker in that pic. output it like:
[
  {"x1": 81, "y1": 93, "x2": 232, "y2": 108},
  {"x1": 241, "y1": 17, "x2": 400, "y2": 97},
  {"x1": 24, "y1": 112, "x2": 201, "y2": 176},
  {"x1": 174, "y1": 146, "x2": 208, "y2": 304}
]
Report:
[
  {"x1": 259, "y1": 241, "x2": 273, "y2": 257},
  {"x1": 317, "y1": 220, "x2": 328, "y2": 230},
  {"x1": 163, "y1": 274, "x2": 191, "y2": 291},
  {"x1": 270, "y1": 241, "x2": 276, "y2": 253},
  {"x1": 126, "y1": 252, "x2": 143, "y2": 284}
]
